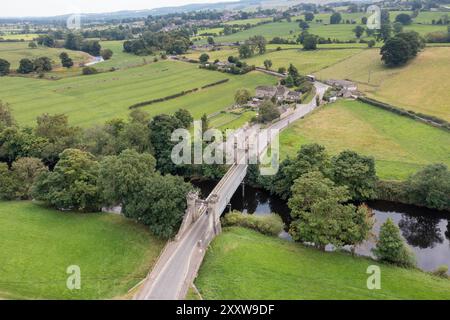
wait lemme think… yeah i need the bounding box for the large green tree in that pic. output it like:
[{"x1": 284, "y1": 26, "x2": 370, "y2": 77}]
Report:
[
  {"x1": 288, "y1": 171, "x2": 373, "y2": 250},
  {"x1": 17, "y1": 58, "x2": 34, "y2": 74},
  {"x1": 0, "y1": 59, "x2": 10, "y2": 76},
  {"x1": 32, "y1": 149, "x2": 101, "y2": 212},
  {"x1": 331, "y1": 150, "x2": 377, "y2": 201}
]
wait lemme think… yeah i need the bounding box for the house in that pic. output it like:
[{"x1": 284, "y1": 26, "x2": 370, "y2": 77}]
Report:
[
  {"x1": 255, "y1": 85, "x2": 302, "y2": 103},
  {"x1": 325, "y1": 79, "x2": 358, "y2": 97}
]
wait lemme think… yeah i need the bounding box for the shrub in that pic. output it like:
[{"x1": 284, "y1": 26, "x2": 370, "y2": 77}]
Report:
[
  {"x1": 82, "y1": 66, "x2": 98, "y2": 75},
  {"x1": 222, "y1": 211, "x2": 284, "y2": 236},
  {"x1": 372, "y1": 218, "x2": 415, "y2": 268},
  {"x1": 100, "y1": 48, "x2": 113, "y2": 60},
  {"x1": 432, "y1": 265, "x2": 449, "y2": 279}
]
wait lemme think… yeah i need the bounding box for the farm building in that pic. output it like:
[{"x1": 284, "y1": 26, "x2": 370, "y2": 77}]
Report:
[{"x1": 255, "y1": 85, "x2": 302, "y2": 103}]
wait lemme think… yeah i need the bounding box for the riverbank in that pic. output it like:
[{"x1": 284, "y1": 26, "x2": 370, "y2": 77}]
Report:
[{"x1": 195, "y1": 227, "x2": 450, "y2": 300}]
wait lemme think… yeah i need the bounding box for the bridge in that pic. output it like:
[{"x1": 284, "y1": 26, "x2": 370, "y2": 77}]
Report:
[{"x1": 134, "y1": 82, "x2": 329, "y2": 300}]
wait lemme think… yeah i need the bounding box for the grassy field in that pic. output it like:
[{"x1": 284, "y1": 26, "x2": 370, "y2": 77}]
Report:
[
  {"x1": 195, "y1": 227, "x2": 450, "y2": 300},
  {"x1": 315, "y1": 47, "x2": 450, "y2": 121},
  {"x1": 244, "y1": 48, "x2": 363, "y2": 74},
  {"x1": 97, "y1": 41, "x2": 157, "y2": 71},
  {"x1": 0, "y1": 201, "x2": 164, "y2": 299},
  {"x1": 209, "y1": 110, "x2": 257, "y2": 131},
  {"x1": 0, "y1": 34, "x2": 39, "y2": 41},
  {"x1": 279, "y1": 100, "x2": 450, "y2": 181},
  {"x1": 0, "y1": 41, "x2": 91, "y2": 70},
  {"x1": 224, "y1": 17, "x2": 273, "y2": 25},
  {"x1": 0, "y1": 60, "x2": 275, "y2": 127}
]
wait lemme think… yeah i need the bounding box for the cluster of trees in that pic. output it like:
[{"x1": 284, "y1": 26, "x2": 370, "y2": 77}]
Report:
[
  {"x1": 238, "y1": 35, "x2": 267, "y2": 58},
  {"x1": 0, "y1": 59, "x2": 10, "y2": 76},
  {"x1": 377, "y1": 164, "x2": 450, "y2": 211},
  {"x1": 281, "y1": 64, "x2": 313, "y2": 94},
  {"x1": 381, "y1": 31, "x2": 425, "y2": 66},
  {"x1": 64, "y1": 33, "x2": 102, "y2": 56},
  {"x1": 0, "y1": 102, "x2": 203, "y2": 238},
  {"x1": 258, "y1": 144, "x2": 378, "y2": 202},
  {"x1": 17, "y1": 56, "x2": 52, "y2": 74},
  {"x1": 123, "y1": 30, "x2": 191, "y2": 55}
]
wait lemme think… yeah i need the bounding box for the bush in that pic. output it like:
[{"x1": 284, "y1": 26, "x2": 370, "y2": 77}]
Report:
[
  {"x1": 100, "y1": 48, "x2": 113, "y2": 60},
  {"x1": 82, "y1": 66, "x2": 98, "y2": 75},
  {"x1": 432, "y1": 265, "x2": 449, "y2": 279},
  {"x1": 222, "y1": 211, "x2": 284, "y2": 236}
]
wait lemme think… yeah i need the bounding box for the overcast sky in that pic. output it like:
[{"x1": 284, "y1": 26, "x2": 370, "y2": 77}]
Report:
[{"x1": 2, "y1": 0, "x2": 236, "y2": 17}]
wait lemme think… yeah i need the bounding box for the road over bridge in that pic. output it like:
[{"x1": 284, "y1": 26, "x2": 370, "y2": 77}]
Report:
[{"x1": 134, "y1": 82, "x2": 328, "y2": 300}]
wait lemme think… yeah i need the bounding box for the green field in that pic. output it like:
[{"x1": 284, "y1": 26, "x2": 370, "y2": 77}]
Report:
[
  {"x1": 279, "y1": 100, "x2": 450, "y2": 180},
  {"x1": 0, "y1": 33, "x2": 39, "y2": 41},
  {"x1": 0, "y1": 201, "x2": 164, "y2": 299},
  {"x1": 195, "y1": 227, "x2": 450, "y2": 300},
  {"x1": 97, "y1": 41, "x2": 157, "y2": 71},
  {"x1": 0, "y1": 60, "x2": 275, "y2": 127},
  {"x1": 209, "y1": 110, "x2": 257, "y2": 130},
  {"x1": 315, "y1": 47, "x2": 450, "y2": 121},
  {"x1": 224, "y1": 17, "x2": 273, "y2": 25},
  {"x1": 0, "y1": 41, "x2": 91, "y2": 70},
  {"x1": 244, "y1": 48, "x2": 363, "y2": 74}
]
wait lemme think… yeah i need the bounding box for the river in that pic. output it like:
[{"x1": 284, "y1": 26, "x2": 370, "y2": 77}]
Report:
[{"x1": 192, "y1": 180, "x2": 450, "y2": 274}]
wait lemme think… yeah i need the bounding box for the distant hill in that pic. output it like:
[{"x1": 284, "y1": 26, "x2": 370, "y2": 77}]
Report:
[{"x1": 0, "y1": 0, "x2": 338, "y2": 22}]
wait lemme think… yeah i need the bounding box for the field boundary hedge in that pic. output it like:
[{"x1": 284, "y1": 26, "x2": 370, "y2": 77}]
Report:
[
  {"x1": 129, "y1": 79, "x2": 230, "y2": 109},
  {"x1": 357, "y1": 96, "x2": 450, "y2": 131}
]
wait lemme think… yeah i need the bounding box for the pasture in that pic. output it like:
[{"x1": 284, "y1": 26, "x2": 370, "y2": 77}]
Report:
[
  {"x1": 0, "y1": 60, "x2": 275, "y2": 127},
  {"x1": 0, "y1": 41, "x2": 91, "y2": 70},
  {"x1": 0, "y1": 201, "x2": 165, "y2": 299},
  {"x1": 244, "y1": 48, "x2": 363, "y2": 74},
  {"x1": 315, "y1": 47, "x2": 450, "y2": 121},
  {"x1": 195, "y1": 227, "x2": 450, "y2": 300},
  {"x1": 279, "y1": 100, "x2": 450, "y2": 180},
  {"x1": 97, "y1": 40, "x2": 156, "y2": 71}
]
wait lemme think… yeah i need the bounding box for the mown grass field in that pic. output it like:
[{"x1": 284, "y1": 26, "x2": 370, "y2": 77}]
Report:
[
  {"x1": 279, "y1": 100, "x2": 450, "y2": 181},
  {"x1": 0, "y1": 60, "x2": 275, "y2": 127},
  {"x1": 209, "y1": 110, "x2": 257, "y2": 131},
  {"x1": 244, "y1": 48, "x2": 363, "y2": 74},
  {"x1": 0, "y1": 201, "x2": 165, "y2": 299},
  {"x1": 195, "y1": 227, "x2": 450, "y2": 300},
  {"x1": 98, "y1": 40, "x2": 157, "y2": 71},
  {"x1": 0, "y1": 33, "x2": 40, "y2": 41},
  {"x1": 315, "y1": 47, "x2": 450, "y2": 121},
  {"x1": 0, "y1": 41, "x2": 91, "y2": 70}
]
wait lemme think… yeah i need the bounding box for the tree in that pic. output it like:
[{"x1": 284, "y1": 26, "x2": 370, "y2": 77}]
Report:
[
  {"x1": 207, "y1": 37, "x2": 215, "y2": 45},
  {"x1": 33, "y1": 57, "x2": 52, "y2": 73},
  {"x1": 59, "y1": 52, "x2": 74, "y2": 68},
  {"x1": 0, "y1": 101, "x2": 16, "y2": 129},
  {"x1": 330, "y1": 12, "x2": 342, "y2": 24},
  {"x1": 299, "y1": 20, "x2": 310, "y2": 31},
  {"x1": 395, "y1": 13, "x2": 413, "y2": 25},
  {"x1": 234, "y1": 89, "x2": 251, "y2": 106},
  {"x1": 373, "y1": 218, "x2": 415, "y2": 267},
  {"x1": 393, "y1": 22, "x2": 404, "y2": 34},
  {"x1": 0, "y1": 163, "x2": 18, "y2": 200},
  {"x1": 0, "y1": 59, "x2": 10, "y2": 76},
  {"x1": 268, "y1": 143, "x2": 330, "y2": 200},
  {"x1": 247, "y1": 35, "x2": 267, "y2": 54},
  {"x1": 288, "y1": 171, "x2": 373, "y2": 250},
  {"x1": 199, "y1": 53, "x2": 210, "y2": 63},
  {"x1": 406, "y1": 164, "x2": 450, "y2": 211},
  {"x1": 258, "y1": 100, "x2": 280, "y2": 123},
  {"x1": 17, "y1": 58, "x2": 34, "y2": 74},
  {"x1": 353, "y1": 25, "x2": 365, "y2": 39},
  {"x1": 396, "y1": 31, "x2": 425, "y2": 57},
  {"x1": 331, "y1": 150, "x2": 377, "y2": 201},
  {"x1": 98, "y1": 149, "x2": 156, "y2": 207},
  {"x1": 302, "y1": 34, "x2": 318, "y2": 50},
  {"x1": 32, "y1": 149, "x2": 101, "y2": 212},
  {"x1": 174, "y1": 109, "x2": 193, "y2": 128},
  {"x1": 64, "y1": 32, "x2": 82, "y2": 50},
  {"x1": 201, "y1": 113, "x2": 209, "y2": 133},
  {"x1": 263, "y1": 59, "x2": 272, "y2": 70},
  {"x1": 367, "y1": 40, "x2": 376, "y2": 48},
  {"x1": 37, "y1": 35, "x2": 55, "y2": 47},
  {"x1": 304, "y1": 12, "x2": 315, "y2": 22},
  {"x1": 100, "y1": 48, "x2": 114, "y2": 60},
  {"x1": 11, "y1": 157, "x2": 47, "y2": 199},
  {"x1": 361, "y1": 16, "x2": 368, "y2": 25},
  {"x1": 81, "y1": 40, "x2": 101, "y2": 56},
  {"x1": 28, "y1": 41, "x2": 37, "y2": 49},
  {"x1": 378, "y1": 10, "x2": 392, "y2": 42},
  {"x1": 149, "y1": 114, "x2": 183, "y2": 174},
  {"x1": 381, "y1": 37, "x2": 411, "y2": 66},
  {"x1": 239, "y1": 44, "x2": 254, "y2": 58}
]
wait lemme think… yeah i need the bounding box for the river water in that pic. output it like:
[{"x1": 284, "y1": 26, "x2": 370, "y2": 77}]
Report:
[{"x1": 192, "y1": 180, "x2": 450, "y2": 273}]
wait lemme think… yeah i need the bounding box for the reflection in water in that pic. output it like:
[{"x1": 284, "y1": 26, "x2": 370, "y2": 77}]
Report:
[
  {"x1": 191, "y1": 180, "x2": 450, "y2": 273},
  {"x1": 398, "y1": 216, "x2": 443, "y2": 249}
]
